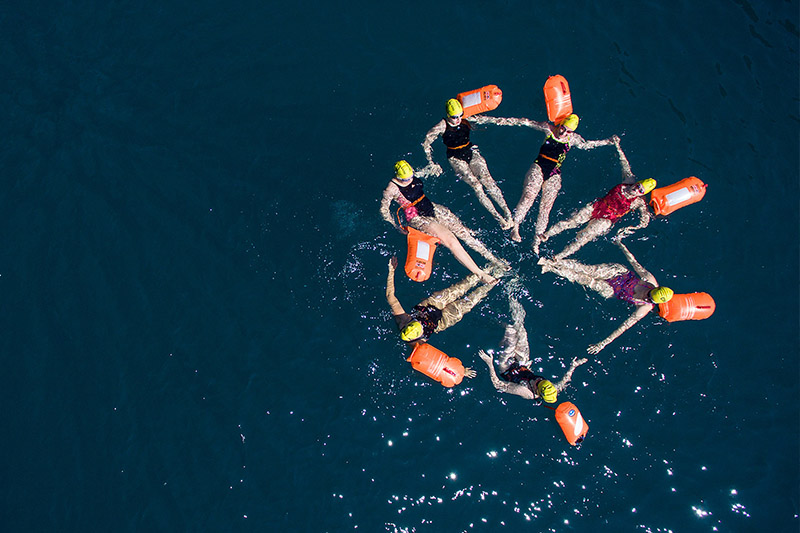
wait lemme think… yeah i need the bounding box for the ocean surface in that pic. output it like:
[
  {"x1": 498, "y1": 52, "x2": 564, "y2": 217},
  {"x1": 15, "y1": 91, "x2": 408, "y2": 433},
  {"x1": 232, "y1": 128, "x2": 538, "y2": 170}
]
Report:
[{"x1": 1, "y1": 1, "x2": 797, "y2": 531}]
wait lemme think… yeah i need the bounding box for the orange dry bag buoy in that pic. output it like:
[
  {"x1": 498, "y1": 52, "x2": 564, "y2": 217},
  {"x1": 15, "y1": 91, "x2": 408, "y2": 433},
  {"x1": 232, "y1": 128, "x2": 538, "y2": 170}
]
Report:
[
  {"x1": 543, "y1": 75, "x2": 573, "y2": 125},
  {"x1": 555, "y1": 402, "x2": 588, "y2": 446},
  {"x1": 658, "y1": 292, "x2": 716, "y2": 322},
  {"x1": 649, "y1": 177, "x2": 707, "y2": 216},
  {"x1": 457, "y1": 85, "x2": 503, "y2": 118},
  {"x1": 404, "y1": 227, "x2": 439, "y2": 282},
  {"x1": 406, "y1": 343, "x2": 465, "y2": 388}
]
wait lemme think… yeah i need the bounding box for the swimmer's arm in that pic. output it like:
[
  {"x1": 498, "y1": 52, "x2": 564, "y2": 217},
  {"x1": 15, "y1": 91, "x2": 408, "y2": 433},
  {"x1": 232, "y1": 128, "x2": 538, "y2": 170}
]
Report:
[
  {"x1": 421, "y1": 121, "x2": 446, "y2": 166},
  {"x1": 572, "y1": 133, "x2": 618, "y2": 150},
  {"x1": 615, "y1": 199, "x2": 651, "y2": 239},
  {"x1": 632, "y1": 199, "x2": 652, "y2": 229},
  {"x1": 380, "y1": 185, "x2": 401, "y2": 231},
  {"x1": 588, "y1": 305, "x2": 651, "y2": 354},
  {"x1": 478, "y1": 350, "x2": 535, "y2": 400},
  {"x1": 386, "y1": 258, "x2": 406, "y2": 315},
  {"x1": 470, "y1": 116, "x2": 540, "y2": 128},
  {"x1": 615, "y1": 142, "x2": 637, "y2": 184},
  {"x1": 616, "y1": 241, "x2": 651, "y2": 281},
  {"x1": 524, "y1": 119, "x2": 553, "y2": 133},
  {"x1": 554, "y1": 357, "x2": 588, "y2": 392}
]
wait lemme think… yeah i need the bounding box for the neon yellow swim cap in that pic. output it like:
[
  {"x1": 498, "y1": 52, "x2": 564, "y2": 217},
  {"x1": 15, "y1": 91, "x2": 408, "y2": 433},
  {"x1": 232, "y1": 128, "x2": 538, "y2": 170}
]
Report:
[
  {"x1": 638, "y1": 178, "x2": 657, "y2": 195},
  {"x1": 394, "y1": 160, "x2": 414, "y2": 181},
  {"x1": 649, "y1": 286, "x2": 674, "y2": 304},
  {"x1": 401, "y1": 320, "x2": 424, "y2": 342},
  {"x1": 560, "y1": 114, "x2": 579, "y2": 131},
  {"x1": 446, "y1": 98, "x2": 463, "y2": 117},
  {"x1": 537, "y1": 379, "x2": 558, "y2": 403}
]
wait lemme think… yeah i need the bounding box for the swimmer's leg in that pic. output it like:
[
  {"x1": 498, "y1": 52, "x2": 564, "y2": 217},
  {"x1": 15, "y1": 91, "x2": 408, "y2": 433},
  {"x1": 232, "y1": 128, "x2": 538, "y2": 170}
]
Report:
[
  {"x1": 470, "y1": 149, "x2": 513, "y2": 226},
  {"x1": 553, "y1": 218, "x2": 613, "y2": 260},
  {"x1": 539, "y1": 258, "x2": 625, "y2": 298},
  {"x1": 542, "y1": 202, "x2": 594, "y2": 242},
  {"x1": 532, "y1": 173, "x2": 562, "y2": 253},
  {"x1": 449, "y1": 156, "x2": 508, "y2": 228},
  {"x1": 510, "y1": 163, "x2": 544, "y2": 242},
  {"x1": 412, "y1": 214, "x2": 495, "y2": 283},
  {"x1": 433, "y1": 204, "x2": 505, "y2": 268},
  {"x1": 418, "y1": 273, "x2": 481, "y2": 310},
  {"x1": 499, "y1": 296, "x2": 531, "y2": 370},
  {"x1": 435, "y1": 280, "x2": 498, "y2": 333}
]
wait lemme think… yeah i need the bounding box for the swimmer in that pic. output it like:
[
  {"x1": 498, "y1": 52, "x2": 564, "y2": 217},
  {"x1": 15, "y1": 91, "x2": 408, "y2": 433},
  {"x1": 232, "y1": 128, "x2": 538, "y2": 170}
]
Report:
[
  {"x1": 538, "y1": 241, "x2": 674, "y2": 354},
  {"x1": 421, "y1": 99, "x2": 515, "y2": 230},
  {"x1": 478, "y1": 295, "x2": 587, "y2": 403},
  {"x1": 386, "y1": 257, "x2": 501, "y2": 362},
  {"x1": 505, "y1": 114, "x2": 619, "y2": 248},
  {"x1": 380, "y1": 160, "x2": 505, "y2": 284},
  {"x1": 539, "y1": 173, "x2": 655, "y2": 260}
]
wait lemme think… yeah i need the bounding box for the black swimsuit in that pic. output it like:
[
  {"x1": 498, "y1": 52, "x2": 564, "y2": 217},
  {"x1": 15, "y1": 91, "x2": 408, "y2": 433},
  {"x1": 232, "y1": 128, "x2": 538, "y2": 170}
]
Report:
[
  {"x1": 534, "y1": 134, "x2": 571, "y2": 178},
  {"x1": 396, "y1": 177, "x2": 435, "y2": 218},
  {"x1": 500, "y1": 361, "x2": 544, "y2": 395},
  {"x1": 411, "y1": 304, "x2": 442, "y2": 337},
  {"x1": 443, "y1": 120, "x2": 474, "y2": 163}
]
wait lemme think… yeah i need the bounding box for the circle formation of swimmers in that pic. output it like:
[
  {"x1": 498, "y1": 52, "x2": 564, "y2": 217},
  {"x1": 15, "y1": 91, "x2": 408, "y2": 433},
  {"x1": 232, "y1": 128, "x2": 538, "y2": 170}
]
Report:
[{"x1": 379, "y1": 79, "x2": 713, "y2": 445}]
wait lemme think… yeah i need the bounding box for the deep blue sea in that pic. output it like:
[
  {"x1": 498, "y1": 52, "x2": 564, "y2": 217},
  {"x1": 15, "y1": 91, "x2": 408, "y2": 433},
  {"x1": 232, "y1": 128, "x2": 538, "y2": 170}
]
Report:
[{"x1": 1, "y1": 1, "x2": 797, "y2": 531}]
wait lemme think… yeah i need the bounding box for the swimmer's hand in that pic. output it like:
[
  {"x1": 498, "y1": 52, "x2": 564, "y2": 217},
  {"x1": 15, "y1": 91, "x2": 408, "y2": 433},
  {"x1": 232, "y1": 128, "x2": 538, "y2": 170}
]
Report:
[
  {"x1": 420, "y1": 163, "x2": 442, "y2": 177},
  {"x1": 572, "y1": 357, "x2": 588, "y2": 367},
  {"x1": 464, "y1": 367, "x2": 477, "y2": 379},
  {"x1": 478, "y1": 349, "x2": 493, "y2": 365},
  {"x1": 389, "y1": 256, "x2": 398, "y2": 270},
  {"x1": 611, "y1": 135, "x2": 621, "y2": 146},
  {"x1": 615, "y1": 226, "x2": 634, "y2": 240},
  {"x1": 587, "y1": 343, "x2": 606, "y2": 355}
]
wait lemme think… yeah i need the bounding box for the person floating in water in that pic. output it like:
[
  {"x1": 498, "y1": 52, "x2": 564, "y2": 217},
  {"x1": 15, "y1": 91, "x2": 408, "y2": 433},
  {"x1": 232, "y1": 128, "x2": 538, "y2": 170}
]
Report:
[
  {"x1": 539, "y1": 241, "x2": 674, "y2": 354},
  {"x1": 478, "y1": 295, "x2": 587, "y2": 403},
  {"x1": 421, "y1": 99, "x2": 515, "y2": 230},
  {"x1": 380, "y1": 160, "x2": 505, "y2": 284},
  {"x1": 504, "y1": 114, "x2": 619, "y2": 249},
  {"x1": 539, "y1": 172, "x2": 655, "y2": 260},
  {"x1": 386, "y1": 257, "x2": 500, "y2": 358}
]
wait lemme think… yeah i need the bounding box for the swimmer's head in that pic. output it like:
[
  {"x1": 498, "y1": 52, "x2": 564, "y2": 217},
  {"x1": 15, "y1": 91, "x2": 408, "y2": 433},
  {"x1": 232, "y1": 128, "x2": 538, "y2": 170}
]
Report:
[
  {"x1": 394, "y1": 160, "x2": 414, "y2": 182},
  {"x1": 537, "y1": 379, "x2": 558, "y2": 403},
  {"x1": 637, "y1": 178, "x2": 657, "y2": 195},
  {"x1": 649, "y1": 286, "x2": 674, "y2": 304},
  {"x1": 560, "y1": 113, "x2": 579, "y2": 131},
  {"x1": 446, "y1": 98, "x2": 464, "y2": 118},
  {"x1": 400, "y1": 320, "x2": 425, "y2": 342}
]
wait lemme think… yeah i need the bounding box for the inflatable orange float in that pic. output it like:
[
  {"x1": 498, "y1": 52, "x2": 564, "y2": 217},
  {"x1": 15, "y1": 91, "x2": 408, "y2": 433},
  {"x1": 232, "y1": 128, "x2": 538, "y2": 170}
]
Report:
[
  {"x1": 406, "y1": 343, "x2": 465, "y2": 387},
  {"x1": 456, "y1": 85, "x2": 503, "y2": 117},
  {"x1": 404, "y1": 227, "x2": 439, "y2": 282},
  {"x1": 543, "y1": 75, "x2": 573, "y2": 124},
  {"x1": 658, "y1": 292, "x2": 716, "y2": 322},
  {"x1": 649, "y1": 177, "x2": 707, "y2": 215},
  {"x1": 555, "y1": 402, "x2": 588, "y2": 446}
]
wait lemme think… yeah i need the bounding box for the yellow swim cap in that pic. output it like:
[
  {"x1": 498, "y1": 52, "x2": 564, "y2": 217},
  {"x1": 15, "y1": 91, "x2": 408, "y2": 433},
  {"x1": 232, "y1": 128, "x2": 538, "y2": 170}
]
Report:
[
  {"x1": 394, "y1": 160, "x2": 414, "y2": 181},
  {"x1": 649, "y1": 286, "x2": 674, "y2": 304},
  {"x1": 537, "y1": 379, "x2": 558, "y2": 403},
  {"x1": 638, "y1": 178, "x2": 657, "y2": 195},
  {"x1": 446, "y1": 98, "x2": 463, "y2": 117},
  {"x1": 560, "y1": 114, "x2": 579, "y2": 131},
  {"x1": 401, "y1": 320, "x2": 424, "y2": 342}
]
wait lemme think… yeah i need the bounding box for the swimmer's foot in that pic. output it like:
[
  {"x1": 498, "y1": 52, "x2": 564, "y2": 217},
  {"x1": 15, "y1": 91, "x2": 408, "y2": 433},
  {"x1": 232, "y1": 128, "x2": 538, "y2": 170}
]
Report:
[
  {"x1": 500, "y1": 217, "x2": 514, "y2": 231},
  {"x1": 491, "y1": 259, "x2": 512, "y2": 275},
  {"x1": 479, "y1": 272, "x2": 498, "y2": 284},
  {"x1": 537, "y1": 257, "x2": 554, "y2": 274},
  {"x1": 509, "y1": 224, "x2": 522, "y2": 243},
  {"x1": 531, "y1": 235, "x2": 542, "y2": 255}
]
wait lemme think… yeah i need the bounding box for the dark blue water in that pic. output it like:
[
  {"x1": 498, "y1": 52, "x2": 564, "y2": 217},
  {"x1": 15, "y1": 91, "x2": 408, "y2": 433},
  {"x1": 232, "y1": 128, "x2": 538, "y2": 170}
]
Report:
[{"x1": 1, "y1": 1, "x2": 797, "y2": 531}]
